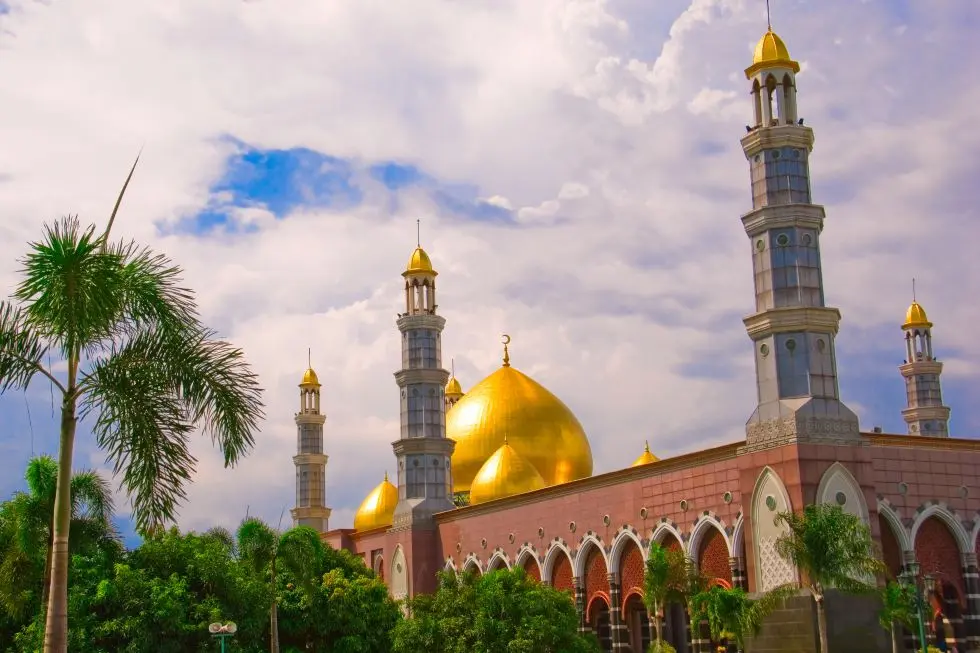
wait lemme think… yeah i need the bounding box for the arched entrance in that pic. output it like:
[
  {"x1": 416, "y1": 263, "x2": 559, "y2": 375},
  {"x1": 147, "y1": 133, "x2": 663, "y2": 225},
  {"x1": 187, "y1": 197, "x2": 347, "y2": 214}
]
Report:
[
  {"x1": 623, "y1": 592, "x2": 652, "y2": 653},
  {"x1": 588, "y1": 595, "x2": 612, "y2": 652}
]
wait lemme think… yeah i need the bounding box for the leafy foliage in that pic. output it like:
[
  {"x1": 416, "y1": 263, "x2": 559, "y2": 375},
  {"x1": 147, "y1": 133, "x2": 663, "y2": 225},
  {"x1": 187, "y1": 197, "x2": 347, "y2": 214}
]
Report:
[
  {"x1": 688, "y1": 585, "x2": 795, "y2": 650},
  {"x1": 392, "y1": 568, "x2": 600, "y2": 653}
]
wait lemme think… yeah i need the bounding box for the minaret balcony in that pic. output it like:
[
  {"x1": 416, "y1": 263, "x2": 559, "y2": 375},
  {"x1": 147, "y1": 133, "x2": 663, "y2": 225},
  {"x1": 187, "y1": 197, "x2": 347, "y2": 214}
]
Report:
[
  {"x1": 743, "y1": 306, "x2": 842, "y2": 340},
  {"x1": 740, "y1": 123, "x2": 814, "y2": 157},
  {"x1": 396, "y1": 313, "x2": 446, "y2": 332},
  {"x1": 741, "y1": 203, "x2": 825, "y2": 237},
  {"x1": 899, "y1": 360, "x2": 944, "y2": 377},
  {"x1": 293, "y1": 453, "x2": 329, "y2": 466}
]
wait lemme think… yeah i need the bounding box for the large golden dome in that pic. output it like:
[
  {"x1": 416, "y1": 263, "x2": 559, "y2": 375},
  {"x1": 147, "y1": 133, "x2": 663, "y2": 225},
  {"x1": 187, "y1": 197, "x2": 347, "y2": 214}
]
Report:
[
  {"x1": 353, "y1": 472, "x2": 398, "y2": 532},
  {"x1": 447, "y1": 362, "x2": 593, "y2": 493},
  {"x1": 470, "y1": 439, "x2": 546, "y2": 505}
]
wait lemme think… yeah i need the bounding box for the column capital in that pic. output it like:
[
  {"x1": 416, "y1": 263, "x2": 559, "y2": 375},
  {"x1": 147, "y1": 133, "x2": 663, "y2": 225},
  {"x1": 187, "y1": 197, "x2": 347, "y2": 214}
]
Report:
[
  {"x1": 962, "y1": 552, "x2": 978, "y2": 568},
  {"x1": 607, "y1": 572, "x2": 620, "y2": 586}
]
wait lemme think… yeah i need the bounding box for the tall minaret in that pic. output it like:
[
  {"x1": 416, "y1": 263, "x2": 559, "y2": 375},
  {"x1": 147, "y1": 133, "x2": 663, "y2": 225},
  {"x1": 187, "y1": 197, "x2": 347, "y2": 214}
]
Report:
[
  {"x1": 739, "y1": 26, "x2": 861, "y2": 449},
  {"x1": 391, "y1": 241, "x2": 455, "y2": 529},
  {"x1": 290, "y1": 363, "x2": 331, "y2": 531},
  {"x1": 899, "y1": 295, "x2": 951, "y2": 436}
]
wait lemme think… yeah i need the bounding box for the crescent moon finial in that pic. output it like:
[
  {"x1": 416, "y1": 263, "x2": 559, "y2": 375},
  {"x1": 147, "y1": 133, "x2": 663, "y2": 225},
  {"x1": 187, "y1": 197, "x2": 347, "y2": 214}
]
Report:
[
  {"x1": 501, "y1": 334, "x2": 511, "y2": 345},
  {"x1": 501, "y1": 334, "x2": 511, "y2": 367}
]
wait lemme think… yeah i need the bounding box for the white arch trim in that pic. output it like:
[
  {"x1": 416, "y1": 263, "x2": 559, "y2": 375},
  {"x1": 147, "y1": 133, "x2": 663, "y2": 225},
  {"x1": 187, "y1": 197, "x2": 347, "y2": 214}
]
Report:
[
  {"x1": 877, "y1": 499, "x2": 912, "y2": 552},
  {"x1": 515, "y1": 545, "x2": 542, "y2": 577},
  {"x1": 609, "y1": 528, "x2": 646, "y2": 573},
  {"x1": 816, "y1": 462, "x2": 870, "y2": 525},
  {"x1": 910, "y1": 503, "x2": 971, "y2": 554},
  {"x1": 650, "y1": 521, "x2": 686, "y2": 554},
  {"x1": 688, "y1": 513, "x2": 732, "y2": 561},
  {"x1": 486, "y1": 551, "x2": 511, "y2": 571},
  {"x1": 543, "y1": 540, "x2": 573, "y2": 585},
  {"x1": 573, "y1": 534, "x2": 609, "y2": 579},
  {"x1": 731, "y1": 513, "x2": 745, "y2": 557},
  {"x1": 971, "y1": 513, "x2": 980, "y2": 554},
  {"x1": 444, "y1": 558, "x2": 458, "y2": 572},
  {"x1": 462, "y1": 553, "x2": 483, "y2": 574}
]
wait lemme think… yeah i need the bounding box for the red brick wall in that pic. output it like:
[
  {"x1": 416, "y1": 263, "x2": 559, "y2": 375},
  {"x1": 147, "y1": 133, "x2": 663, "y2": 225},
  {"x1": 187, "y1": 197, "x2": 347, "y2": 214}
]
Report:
[
  {"x1": 662, "y1": 533, "x2": 681, "y2": 551},
  {"x1": 699, "y1": 528, "x2": 732, "y2": 585},
  {"x1": 553, "y1": 553, "x2": 574, "y2": 593},
  {"x1": 587, "y1": 593, "x2": 610, "y2": 623},
  {"x1": 915, "y1": 517, "x2": 965, "y2": 607},
  {"x1": 620, "y1": 540, "x2": 645, "y2": 609},
  {"x1": 523, "y1": 555, "x2": 541, "y2": 581},
  {"x1": 585, "y1": 547, "x2": 610, "y2": 607},
  {"x1": 878, "y1": 514, "x2": 903, "y2": 579}
]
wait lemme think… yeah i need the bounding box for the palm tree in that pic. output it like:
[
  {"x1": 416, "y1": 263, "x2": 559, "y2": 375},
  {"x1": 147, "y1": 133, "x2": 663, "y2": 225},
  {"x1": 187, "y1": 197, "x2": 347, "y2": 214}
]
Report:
[
  {"x1": 0, "y1": 160, "x2": 265, "y2": 653},
  {"x1": 774, "y1": 503, "x2": 886, "y2": 653},
  {"x1": 643, "y1": 542, "x2": 687, "y2": 651},
  {"x1": 879, "y1": 581, "x2": 916, "y2": 653},
  {"x1": 237, "y1": 518, "x2": 325, "y2": 653},
  {"x1": 0, "y1": 455, "x2": 116, "y2": 613},
  {"x1": 689, "y1": 585, "x2": 796, "y2": 653}
]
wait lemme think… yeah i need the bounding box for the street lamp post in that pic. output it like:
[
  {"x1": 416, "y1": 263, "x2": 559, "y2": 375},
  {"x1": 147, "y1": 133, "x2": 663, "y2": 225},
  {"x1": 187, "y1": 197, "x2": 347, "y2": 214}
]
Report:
[
  {"x1": 209, "y1": 622, "x2": 237, "y2": 653},
  {"x1": 900, "y1": 571, "x2": 934, "y2": 653}
]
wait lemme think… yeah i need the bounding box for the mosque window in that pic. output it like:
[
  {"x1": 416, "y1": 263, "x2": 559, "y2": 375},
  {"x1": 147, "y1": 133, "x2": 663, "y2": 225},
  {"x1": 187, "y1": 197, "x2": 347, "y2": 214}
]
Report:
[
  {"x1": 775, "y1": 333, "x2": 809, "y2": 398},
  {"x1": 769, "y1": 228, "x2": 823, "y2": 308},
  {"x1": 750, "y1": 148, "x2": 811, "y2": 209}
]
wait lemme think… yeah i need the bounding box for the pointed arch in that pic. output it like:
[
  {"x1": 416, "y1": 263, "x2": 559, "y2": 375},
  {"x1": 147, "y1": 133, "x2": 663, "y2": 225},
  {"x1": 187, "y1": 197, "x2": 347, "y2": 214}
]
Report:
[
  {"x1": 574, "y1": 534, "x2": 608, "y2": 579},
  {"x1": 486, "y1": 551, "x2": 510, "y2": 572},
  {"x1": 390, "y1": 545, "x2": 409, "y2": 602},
  {"x1": 650, "y1": 521, "x2": 685, "y2": 553},
  {"x1": 688, "y1": 512, "x2": 732, "y2": 560},
  {"x1": 444, "y1": 558, "x2": 458, "y2": 573},
  {"x1": 751, "y1": 466, "x2": 797, "y2": 591},
  {"x1": 731, "y1": 513, "x2": 745, "y2": 558},
  {"x1": 970, "y1": 512, "x2": 980, "y2": 554},
  {"x1": 877, "y1": 499, "x2": 912, "y2": 552},
  {"x1": 516, "y1": 545, "x2": 542, "y2": 580},
  {"x1": 911, "y1": 503, "x2": 971, "y2": 553},
  {"x1": 609, "y1": 527, "x2": 645, "y2": 573},
  {"x1": 462, "y1": 553, "x2": 483, "y2": 575},
  {"x1": 816, "y1": 462, "x2": 870, "y2": 525},
  {"x1": 543, "y1": 540, "x2": 573, "y2": 584}
]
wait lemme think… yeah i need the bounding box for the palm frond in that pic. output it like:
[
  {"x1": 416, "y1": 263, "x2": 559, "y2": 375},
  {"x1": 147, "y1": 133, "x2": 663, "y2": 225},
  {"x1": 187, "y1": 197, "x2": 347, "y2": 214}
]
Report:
[
  {"x1": 0, "y1": 301, "x2": 56, "y2": 393},
  {"x1": 236, "y1": 517, "x2": 277, "y2": 573},
  {"x1": 203, "y1": 526, "x2": 236, "y2": 553},
  {"x1": 69, "y1": 469, "x2": 115, "y2": 524},
  {"x1": 24, "y1": 455, "x2": 59, "y2": 502},
  {"x1": 15, "y1": 216, "x2": 127, "y2": 358},
  {"x1": 277, "y1": 526, "x2": 325, "y2": 596},
  {"x1": 99, "y1": 150, "x2": 141, "y2": 248},
  {"x1": 80, "y1": 332, "x2": 197, "y2": 532}
]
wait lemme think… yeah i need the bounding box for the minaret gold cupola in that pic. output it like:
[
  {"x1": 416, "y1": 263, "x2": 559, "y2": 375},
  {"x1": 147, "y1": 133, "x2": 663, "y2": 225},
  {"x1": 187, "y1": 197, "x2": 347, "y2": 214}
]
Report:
[{"x1": 745, "y1": 27, "x2": 800, "y2": 129}]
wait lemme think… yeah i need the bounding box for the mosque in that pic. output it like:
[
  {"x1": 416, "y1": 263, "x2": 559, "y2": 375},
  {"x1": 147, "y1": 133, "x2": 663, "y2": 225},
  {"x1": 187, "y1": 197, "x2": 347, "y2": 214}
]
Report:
[{"x1": 289, "y1": 25, "x2": 980, "y2": 653}]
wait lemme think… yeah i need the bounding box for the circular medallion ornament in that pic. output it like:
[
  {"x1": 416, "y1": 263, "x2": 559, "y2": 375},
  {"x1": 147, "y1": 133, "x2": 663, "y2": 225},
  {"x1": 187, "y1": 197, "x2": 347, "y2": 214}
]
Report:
[
  {"x1": 723, "y1": 491, "x2": 733, "y2": 504},
  {"x1": 835, "y1": 492, "x2": 847, "y2": 506},
  {"x1": 765, "y1": 495, "x2": 777, "y2": 511}
]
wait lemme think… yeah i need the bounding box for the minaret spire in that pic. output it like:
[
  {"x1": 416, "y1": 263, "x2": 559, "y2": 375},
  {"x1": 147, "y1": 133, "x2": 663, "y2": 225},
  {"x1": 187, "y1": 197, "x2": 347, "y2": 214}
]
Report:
[
  {"x1": 501, "y1": 334, "x2": 511, "y2": 367},
  {"x1": 739, "y1": 25, "x2": 861, "y2": 449},
  {"x1": 766, "y1": 0, "x2": 772, "y2": 30},
  {"x1": 899, "y1": 289, "x2": 950, "y2": 436},
  {"x1": 291, "y1": 360, "x2": 331, "y2": 532},
  {"x1": 416, "y1": 219, "x2": 421, "y2": 247}
]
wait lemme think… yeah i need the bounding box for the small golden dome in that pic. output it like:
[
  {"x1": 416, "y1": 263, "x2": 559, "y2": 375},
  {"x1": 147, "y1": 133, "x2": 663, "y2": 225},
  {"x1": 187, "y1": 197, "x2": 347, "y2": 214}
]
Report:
[
  {"x1": 300, "y1": 367, "x2": 320, "y2": 386},
  {"x1": 353, "y1": 472, "x2": 398, "y2": 532},
  {"x1": 469, "y1": 439, "x2": 546, "y2": 505},
  {"x1": 903, "y1": 301, "x2": 932, "y2": 329},
  {"x1": 632, "y1": 441, "x2": 659, "y2": 467},
  {"x1": 745, "y1": 29, "x2": 800, "y2": 77},
  {"x1": 446, "y1": 375, "x2": 463, "y2": 397},
  {"x1": 447, "y1": 362, "x2": 593, "y2": 494},
  {"x1": 403, "y1": 246, "x2": 436, "y2": 276}
]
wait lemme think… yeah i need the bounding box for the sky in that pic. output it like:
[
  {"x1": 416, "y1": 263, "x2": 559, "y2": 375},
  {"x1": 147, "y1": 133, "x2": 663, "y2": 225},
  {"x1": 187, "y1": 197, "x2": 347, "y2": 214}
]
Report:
[{"x1": 0, "y1": 0, "x2": 978, "y2": 545}]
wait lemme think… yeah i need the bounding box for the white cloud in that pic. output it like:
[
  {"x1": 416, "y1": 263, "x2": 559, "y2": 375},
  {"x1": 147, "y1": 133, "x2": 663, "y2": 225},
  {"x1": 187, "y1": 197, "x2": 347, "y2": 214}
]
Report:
[{"x1": 0, "y1": 0, "x2": 978, "y2": 532}]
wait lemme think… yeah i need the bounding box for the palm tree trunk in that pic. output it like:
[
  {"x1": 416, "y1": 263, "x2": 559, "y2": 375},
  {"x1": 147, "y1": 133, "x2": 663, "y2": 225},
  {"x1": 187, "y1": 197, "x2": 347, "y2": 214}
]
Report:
[
  {"x1": 270, "y1": 558, "x2": 280, "y2": 653},
  {"x1": 42, "y1": 399, "x2": 78, "y2": 653},
  {"x1": 891, "y1": 623, "x2": 899, "y2": 653},
  {"x1": 653, "y1": 601, "x2": 664, "y2": 649},
  {"x1": 815, "y1": 595, "x2": 828, "y2": 653},
  {"x1": 41, "y1": 532, "x2": 53, "y2": 607}
]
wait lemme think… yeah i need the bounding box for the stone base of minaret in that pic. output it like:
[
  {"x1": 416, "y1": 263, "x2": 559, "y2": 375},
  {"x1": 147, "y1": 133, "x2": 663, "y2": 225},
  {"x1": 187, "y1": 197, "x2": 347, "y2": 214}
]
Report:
[
  {"x1": 743, "y1": 397, "x2": 863, "y2": 453},
  {"x1": 291, "y1": 505, "x2": 332, "y2": 533},
  {"x1": 390, "y1": 437, "x2": 456, "y2": 531}
]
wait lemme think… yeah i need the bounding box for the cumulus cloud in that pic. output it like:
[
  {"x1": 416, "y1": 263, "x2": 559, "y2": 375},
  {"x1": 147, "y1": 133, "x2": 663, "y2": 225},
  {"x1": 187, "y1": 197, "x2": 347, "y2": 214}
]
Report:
[{"x1": 0, "y1": 0, "x2": 978, "y2": 535}]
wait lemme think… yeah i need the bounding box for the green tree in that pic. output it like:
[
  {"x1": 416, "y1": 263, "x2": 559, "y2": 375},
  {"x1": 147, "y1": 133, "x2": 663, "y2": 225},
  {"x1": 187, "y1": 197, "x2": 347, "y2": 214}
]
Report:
[
  {"x1": 774, "y1": 504, "x2": 886, "y2": 653},
  {"x1": 688, "y1": 584, "x2": 795, "y2": 652},
  {"x1": 642, "y1": 542, "x2": 687, "y2": 650},
  {"x1": 0, "y1": 455, "x2": 116, "y2": 613},
  {"x1": 879, "y1": 581, "x2": 916, "y2": 653},
  {"x1": 392, "y1": 568, "x2": 600, "y2": 653},
  {"x1": 237, "y1": 519, "x2": 324, "y2": 653},
  {"x1": 0, "y1": 163, "x2": 265, "y2": 652}
]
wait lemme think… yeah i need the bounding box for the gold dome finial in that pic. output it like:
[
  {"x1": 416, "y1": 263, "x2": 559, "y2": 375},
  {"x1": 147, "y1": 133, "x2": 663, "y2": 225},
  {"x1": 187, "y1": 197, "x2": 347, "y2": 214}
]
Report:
[
  {"x1": 446, "y1": 358, "x2": 464, "y2": 398},
  {"x1": 632, "y1": 440, "x2": 659, "y2": 467},
  {"x1": 501, "y1": 334, "x2": 511, "y2": 367},
  {"x1": 903, "y1": 278, "x2": 933, "y2": 329},
  {"x1": 300, "y1": 348, "x2": 321, "y2": 386},
  {"x1": 745, "y1": 3, "x2": 799, "y2": 79}
]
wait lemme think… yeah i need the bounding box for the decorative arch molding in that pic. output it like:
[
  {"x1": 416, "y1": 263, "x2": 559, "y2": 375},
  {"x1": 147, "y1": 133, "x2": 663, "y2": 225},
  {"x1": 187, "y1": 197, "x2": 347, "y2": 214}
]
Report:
[
  {"x1": 444, "y1": 558, "x2": 458, "y2": 573},
  {"x1": 970, "y1": 512, "x2": 980, "y2": 553},
  {"x1": 816, "y1": 462, "x2": 870, "y2": 525},
  {"x1": 731, "y1": 512, "x2": 745, "y2": 557},
  {"x1": 462, "y1": 553, "x2": 483, "y2": 575},
  {"x1": 486, "y1": 551, "x2": 511, "y2": 571},
  {"x1": 910, "y1": 502, "x2": 972, "y2": 553},
  {"x1": 586, "y1": 591, "x2": 611, "y2": 621},
  {"x1": 543, "y1": 539, "x2": 573, "y2": 585},
  {"x1": 573, "y1": 534, "x2": 609, "y2": 579},
  {"x1": 390, "y1": 545, "x2": 409, "y2": 602},
  {"x1": 751, "y1": 466, "x2": 797, "y2": 592},
  {"x1": 877, "y1": 499, "x2": 912, "y2": 552},
  {"x1": 650, "y1": 520, "x2": 686, "y2": 553},
  {"x1": 609, "y1": 527, "x2": 646, "y2": 572},
  {"x1": 515, "y1": 544, "x2": 542, "y2": 578},
  {"x1": 688, "y1": 512, "x2": 732, "y2": 560}
]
